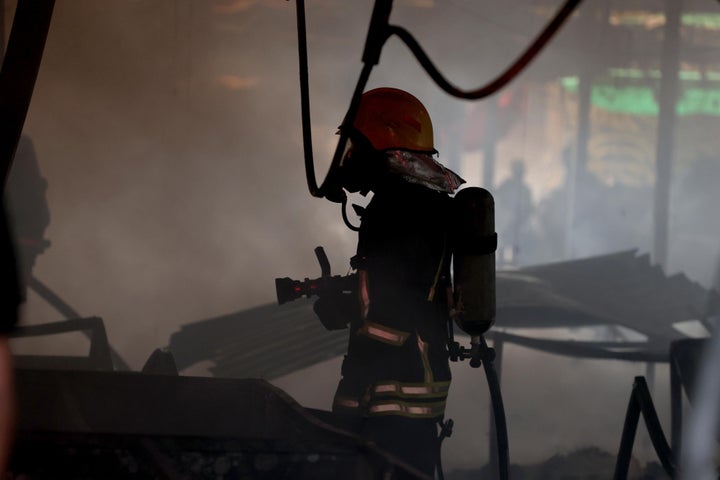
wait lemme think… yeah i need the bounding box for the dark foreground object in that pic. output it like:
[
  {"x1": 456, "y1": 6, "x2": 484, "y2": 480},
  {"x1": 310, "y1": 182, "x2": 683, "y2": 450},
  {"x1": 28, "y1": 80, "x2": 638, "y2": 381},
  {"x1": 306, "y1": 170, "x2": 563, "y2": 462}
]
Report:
[{"x1": 10, "y1": 369, "x2": 428, "y2": 479}]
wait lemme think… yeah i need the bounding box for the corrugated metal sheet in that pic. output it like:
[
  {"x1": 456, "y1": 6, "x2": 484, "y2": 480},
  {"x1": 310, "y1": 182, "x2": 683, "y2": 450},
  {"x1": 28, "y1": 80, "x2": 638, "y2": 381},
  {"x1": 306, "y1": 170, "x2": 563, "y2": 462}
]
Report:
[
  {"x1": 169, "y1": 251, "x2": 718, "y2": 379},
  {"x1": 170, "y1": 300, "x2": 347, "y2": 379}
]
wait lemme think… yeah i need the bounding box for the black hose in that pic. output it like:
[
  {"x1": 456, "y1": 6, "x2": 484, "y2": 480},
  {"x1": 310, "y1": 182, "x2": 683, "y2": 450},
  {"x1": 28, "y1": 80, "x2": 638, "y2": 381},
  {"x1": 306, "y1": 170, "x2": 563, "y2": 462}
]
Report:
[
  {"x1": 322, "y1": 62, "x2": 375, "y2": 203},
  {"x1": 295, "y1": 5, "x2": 377, "y2": 202},
  {"x1": 634, "y1": 377, "x2": 675, "y2": 477},
  {"x1": 295, "y1": 1, "x2": 380, "y2": 202},
  {"x1": 294, "y1": 0, "x2": 584, "y2": 203},
  {"x1": 295, "y1": 0, "x2": 320, "y2": 197},
  {"x1": 387, "y1": 0, "x2": 584, "y2": 100},
  {"x1": 341, "y1": 196, "x2": 361, "y2": 232},
  {"x1": 613, "y1": 377, "x2": 676, "y2": 479},
  {"x1": 480, "y1": 336, "x2": 510, "y2": 480}
]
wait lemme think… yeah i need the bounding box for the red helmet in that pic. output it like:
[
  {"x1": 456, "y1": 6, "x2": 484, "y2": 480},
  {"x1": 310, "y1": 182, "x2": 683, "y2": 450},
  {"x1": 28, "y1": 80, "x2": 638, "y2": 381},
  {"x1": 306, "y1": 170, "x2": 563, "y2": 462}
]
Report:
[{"x1": 349, "y1": 88, "x2": 435, "y2": 152}]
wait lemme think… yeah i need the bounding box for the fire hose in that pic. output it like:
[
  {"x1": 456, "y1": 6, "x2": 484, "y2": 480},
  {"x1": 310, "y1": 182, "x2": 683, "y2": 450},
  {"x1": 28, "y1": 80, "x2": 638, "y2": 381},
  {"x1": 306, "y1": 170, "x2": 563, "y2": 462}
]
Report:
[{"x1": 294, "y1": 0, "x2": 584, "y2": 212}]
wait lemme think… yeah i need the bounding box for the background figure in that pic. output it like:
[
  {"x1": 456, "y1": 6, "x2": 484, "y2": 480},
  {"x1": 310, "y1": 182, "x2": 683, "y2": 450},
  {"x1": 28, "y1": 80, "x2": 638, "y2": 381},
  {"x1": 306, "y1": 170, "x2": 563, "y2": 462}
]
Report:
[
  {"x1": 5, "y1": 135, "x2": 51, "y2": 292},
  {"x1": 495, "y1": 159, "x2": 532, "y2": 267},
  {"x1": 530, "y1": 147, "x2": 653, "y2": 265}
]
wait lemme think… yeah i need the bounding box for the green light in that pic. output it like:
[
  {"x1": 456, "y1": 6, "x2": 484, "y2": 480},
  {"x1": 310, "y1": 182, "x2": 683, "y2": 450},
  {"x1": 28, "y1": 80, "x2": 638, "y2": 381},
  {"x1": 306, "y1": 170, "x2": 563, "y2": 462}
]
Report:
[
  {"x1": 679, "y1": 70, "x2": 702, "y2": 81},
  {"x1": 561, "y1": 76, "x2": 579, "y2": 91},
  {"x1": 561, "y1": 79, "x2": 720, "y2": 116},
  {"x1": 592, "y1": 85, "x2": 659, "y2": 115},
  {"x1": 677, "y1": 88, "x2": 720, "y2": 116},
  {"x1": 609, "y1": 68, "x2": 645, "y2": 79},
  {"x1": 602, "y1": 69, "x2": 718, "y2": 82},
  {"x1": 682, "y1": 12, "x2": 720, "y2": 30},
  {"x1": 610, "y1": 11, "x2": 720, "y2": 31}
]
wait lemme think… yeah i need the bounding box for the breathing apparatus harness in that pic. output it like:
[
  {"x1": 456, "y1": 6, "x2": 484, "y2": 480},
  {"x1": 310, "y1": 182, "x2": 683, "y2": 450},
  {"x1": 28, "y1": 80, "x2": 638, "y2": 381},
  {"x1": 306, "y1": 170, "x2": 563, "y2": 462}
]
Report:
[{"x1": 290, "y1": 1, "x2": 585, "y2": 478}]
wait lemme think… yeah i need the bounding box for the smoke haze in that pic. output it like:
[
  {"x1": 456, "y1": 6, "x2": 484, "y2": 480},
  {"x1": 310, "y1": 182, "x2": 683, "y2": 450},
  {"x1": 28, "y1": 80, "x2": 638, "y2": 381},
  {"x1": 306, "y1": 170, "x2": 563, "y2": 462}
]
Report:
[{"x1": 4, "y1": 0, "x2": 720, "y2": 473}]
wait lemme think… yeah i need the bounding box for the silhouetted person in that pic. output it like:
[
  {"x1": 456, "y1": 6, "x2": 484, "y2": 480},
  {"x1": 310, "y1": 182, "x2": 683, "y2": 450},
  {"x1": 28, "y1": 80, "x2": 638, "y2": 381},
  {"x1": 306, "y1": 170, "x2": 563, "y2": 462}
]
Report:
[
  {"x1": 317, "y1": 88, "x2": 464, "y2": 477},
  {"x1": 5, "y1": 135, "x2": 50, "y2": 290},
  {"x1": 532, "y1": 146, "x2": 652, "y2": 263},
  {"x1": 495, "y1": 159, "x2": 532, "y2": 267}
]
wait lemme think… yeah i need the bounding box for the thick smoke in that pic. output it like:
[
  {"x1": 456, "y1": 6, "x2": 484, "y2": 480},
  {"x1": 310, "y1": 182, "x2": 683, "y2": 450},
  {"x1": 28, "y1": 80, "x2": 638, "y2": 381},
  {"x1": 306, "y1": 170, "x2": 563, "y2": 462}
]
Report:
[{"x1": 6, "y1": 0, "x2": 720, "y2": 473}]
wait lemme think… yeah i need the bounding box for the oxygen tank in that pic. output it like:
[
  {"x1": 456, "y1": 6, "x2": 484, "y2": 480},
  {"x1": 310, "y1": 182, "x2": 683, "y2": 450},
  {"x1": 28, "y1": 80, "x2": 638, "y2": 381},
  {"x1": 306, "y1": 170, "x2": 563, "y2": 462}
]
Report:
[{"x1": 452, "y1": 187, "x2": 496, "y2": 335}]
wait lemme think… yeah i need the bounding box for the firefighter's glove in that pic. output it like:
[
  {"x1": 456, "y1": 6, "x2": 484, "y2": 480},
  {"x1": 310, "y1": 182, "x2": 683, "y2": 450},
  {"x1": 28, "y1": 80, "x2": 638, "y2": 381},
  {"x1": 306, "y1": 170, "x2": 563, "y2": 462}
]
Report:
[{"x1": 313, "y1": 293, "x2": 358, "y2": 331}]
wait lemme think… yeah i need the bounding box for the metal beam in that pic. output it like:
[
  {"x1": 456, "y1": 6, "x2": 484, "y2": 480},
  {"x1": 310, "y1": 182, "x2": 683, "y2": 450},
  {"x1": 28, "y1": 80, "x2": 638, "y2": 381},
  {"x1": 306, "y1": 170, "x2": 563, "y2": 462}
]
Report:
[{"x1": 652, "y1": 0, "x2": 681, "y2": 268}]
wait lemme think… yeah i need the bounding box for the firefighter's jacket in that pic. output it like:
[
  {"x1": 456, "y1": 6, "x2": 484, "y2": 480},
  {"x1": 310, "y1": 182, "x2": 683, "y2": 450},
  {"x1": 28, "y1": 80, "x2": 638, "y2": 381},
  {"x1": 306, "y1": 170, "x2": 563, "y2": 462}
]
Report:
[{"x1": 334, "y1": 177, "x2": 452, "y2": 420}]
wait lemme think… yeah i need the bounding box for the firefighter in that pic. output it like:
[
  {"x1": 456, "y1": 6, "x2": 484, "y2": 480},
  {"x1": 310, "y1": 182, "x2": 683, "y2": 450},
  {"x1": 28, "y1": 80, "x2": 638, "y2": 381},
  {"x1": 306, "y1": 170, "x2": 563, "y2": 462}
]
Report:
[
  {"x1": 5, "y1": 135, "x2": 51, "y2": 289},
  {"x1": 330, "y1": 88, "x2": 464, "y2": 476}
]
